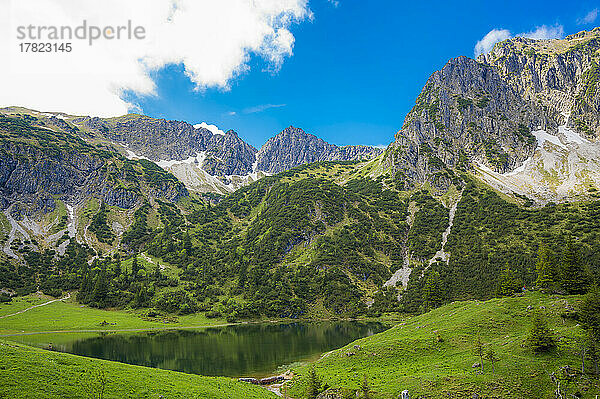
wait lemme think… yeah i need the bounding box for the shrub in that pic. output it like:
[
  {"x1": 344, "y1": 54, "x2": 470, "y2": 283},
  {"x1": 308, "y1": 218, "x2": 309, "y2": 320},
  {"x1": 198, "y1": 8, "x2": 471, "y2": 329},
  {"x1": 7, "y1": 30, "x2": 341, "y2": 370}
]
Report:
[{"x1": 527, "y1": 312, "x2": 556, "y2": 353}]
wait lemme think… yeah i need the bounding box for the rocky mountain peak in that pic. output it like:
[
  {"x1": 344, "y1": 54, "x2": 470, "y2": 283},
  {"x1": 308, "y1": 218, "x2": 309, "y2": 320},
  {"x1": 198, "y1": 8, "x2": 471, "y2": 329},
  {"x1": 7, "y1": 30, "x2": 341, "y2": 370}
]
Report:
[
  {"x1": 256, "y1": 126, "x2": 382, "y2": 175},
  {"x1": 384, "y1": 28, "x2": 600, "y2": 201}
]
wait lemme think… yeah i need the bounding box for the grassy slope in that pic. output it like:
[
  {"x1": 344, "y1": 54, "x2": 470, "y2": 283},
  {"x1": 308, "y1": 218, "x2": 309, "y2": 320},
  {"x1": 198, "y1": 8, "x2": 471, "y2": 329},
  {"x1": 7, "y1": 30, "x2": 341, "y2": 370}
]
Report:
[
  {"x1": 288, "y1": 293, "x2": 600, "y2": 399},
  {"x1": 0, "y1": 294, "x2": 229, "y2": 335},
  {"x1": 0, "y1": 339, "x2": 274, "y2": 399}
]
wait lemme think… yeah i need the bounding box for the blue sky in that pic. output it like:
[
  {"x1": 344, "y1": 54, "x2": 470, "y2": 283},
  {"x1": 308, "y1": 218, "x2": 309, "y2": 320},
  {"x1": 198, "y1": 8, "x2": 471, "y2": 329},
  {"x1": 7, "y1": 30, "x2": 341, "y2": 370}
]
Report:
[{"x1": 124, "y1": 0, "x2": 600, "y2": 149}]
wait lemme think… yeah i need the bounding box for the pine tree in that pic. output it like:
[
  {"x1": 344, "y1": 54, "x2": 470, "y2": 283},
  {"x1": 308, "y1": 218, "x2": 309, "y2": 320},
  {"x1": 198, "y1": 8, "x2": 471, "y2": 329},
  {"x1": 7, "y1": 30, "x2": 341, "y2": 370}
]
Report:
[
  {"x1": 422, "y1": 270, "x2": 444, "y2": 310},
  {"x1": 134, "y1": 285, "x2": 149, "y2": 308},
  {"x1": 495, "y1": 264, "x2": 521, "y2": 297},
  {"x1": 131, "y1": 254, "x2": 139, "y2": 279},
  {"x1": 77, "y1": 272, "x2": 92, "y2": 303},
  {"x1": 527, "y1": 311, "x2": 556, "y2": 353},
  {"x1": 92, "y1": 270, "x2": 109, "y2": 308},
  {"x1": 484, "y1": 348, "x2": 499, "y2": 372},
  {"x1": 558, "y1": 238, "x2": 588, "y2": 294},
  {"x1": 305, "y1": 366, "x2": 321, "y2": 399},
  {"x1": 535, "y1": 244, "x2": 555, "y2": 290}
]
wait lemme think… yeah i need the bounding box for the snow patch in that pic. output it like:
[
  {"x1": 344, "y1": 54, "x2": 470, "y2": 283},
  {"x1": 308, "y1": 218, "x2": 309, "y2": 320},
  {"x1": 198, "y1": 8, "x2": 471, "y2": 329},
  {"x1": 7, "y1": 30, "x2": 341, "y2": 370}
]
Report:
[
  {"x1": 194, "y1": 122, "x2": 225, "y2": 136},
  {"x1": 156, "y1": 156, "x2": 196, "y2": 168},
  {"x1": 42, "y1": 112, "x2": 66, "y2": 120},
  {"x1": 559, "y1": 124, "x2": 589, "y2": 145},
  {"x1": 251, "y1": 154, "x2": 259, "y2": 174},
  {"x1": 532, "y1": 129, "x2": 566, "y2": 149},
  {"x1": 126, "y1": 149, "x2": 151, "y2": 161},
  {"x1": 156, "y1": 152, "x2": 206, "y2": 169},
  {"x1": 503, "y1": 157, "x2": 532, "y2": 177}
]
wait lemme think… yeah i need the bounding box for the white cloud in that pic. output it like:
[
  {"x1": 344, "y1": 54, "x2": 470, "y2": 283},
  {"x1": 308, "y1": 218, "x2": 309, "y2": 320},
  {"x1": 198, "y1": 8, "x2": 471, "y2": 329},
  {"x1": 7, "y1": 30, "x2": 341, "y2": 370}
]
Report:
[
  {"x1": 327, "y1": 0, "x2": 340, "y2": 7},
  {"x1": 474, "y1": 24, "x2": 564, "y2": 57},
  {"x1": 474, "y1": 29, "x2": 511, "y2": 57},
  {"x1": 577, "y1": 8, "x2": 598, "y2": 25},
  {"x1": 194, "y1": 122, "x2": 226, "y2": 136},
  {"x1": 519, "y1": 24, "x2": 564, "y2": 40},
  {"x1": 243, "y1": 103, "x2": 286, "y2": 113},
  {"x1": 0, "y1": 0, "x2": 311, "y2": 117}
]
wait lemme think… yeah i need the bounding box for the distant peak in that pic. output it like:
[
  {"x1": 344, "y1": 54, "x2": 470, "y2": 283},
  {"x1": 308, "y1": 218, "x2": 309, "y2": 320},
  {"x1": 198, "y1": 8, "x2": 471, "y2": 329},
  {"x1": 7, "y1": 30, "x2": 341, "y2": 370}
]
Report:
[{"x1": 280, "y1": 126, "x2": 308, "y2": 135}]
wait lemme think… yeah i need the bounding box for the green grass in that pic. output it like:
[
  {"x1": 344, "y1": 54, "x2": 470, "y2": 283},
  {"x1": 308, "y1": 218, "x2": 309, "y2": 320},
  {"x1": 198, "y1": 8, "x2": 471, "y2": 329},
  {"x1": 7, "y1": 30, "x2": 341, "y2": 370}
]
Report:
[
  {"x1": 288, "y1": 292, "x2": 600, "y2": 398},
  {"x1": 0, "y1": 339, "x2": 274, "y2": 399},
  {"x1": 0, "y1": 294, "x2": 229, "y2": 335},
  {"x1": 0, "y1": 295, "x2": 49, "y2": 317}
]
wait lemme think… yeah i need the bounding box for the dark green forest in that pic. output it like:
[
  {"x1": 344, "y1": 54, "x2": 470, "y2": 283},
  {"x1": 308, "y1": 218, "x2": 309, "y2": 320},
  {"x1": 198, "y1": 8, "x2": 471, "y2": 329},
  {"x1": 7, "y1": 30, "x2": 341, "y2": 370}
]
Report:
[
  {"x1": 2, "y1": 162, "x2": 599, "y2": 319},
  {"x1": 0, "y1": 114, "x2": 598, "y2": 319}
]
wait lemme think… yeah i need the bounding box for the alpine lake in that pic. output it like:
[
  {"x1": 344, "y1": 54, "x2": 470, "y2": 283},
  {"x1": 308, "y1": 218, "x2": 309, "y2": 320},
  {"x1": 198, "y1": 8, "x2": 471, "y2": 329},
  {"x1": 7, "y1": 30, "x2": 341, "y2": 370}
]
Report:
[{"x1": 6, "y1": 321, "x2": 389, "y2": 378}]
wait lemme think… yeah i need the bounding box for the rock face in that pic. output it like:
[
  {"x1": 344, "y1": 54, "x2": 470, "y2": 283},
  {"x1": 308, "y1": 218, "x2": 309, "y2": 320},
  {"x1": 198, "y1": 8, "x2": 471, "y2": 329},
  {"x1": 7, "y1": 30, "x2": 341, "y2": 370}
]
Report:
[
  {"x1": 0, "y1": 108, "x2": 382, "y2": 201},
  {"x1": 384, "y1": 28, "x2": 600, "y2": 200},
  {"x1": 257, "y1": 126, "x2": 383, "y2": 174},
  {"x1": 61, "y1": 115, "x2": 382, "y2": 193},
  {"x1": 0, "y1": 116, "x2": 187, "y2": 218},
  {"x1": 74, "y1": 115, "x2": 258, "y2": 177},
  {"x1": 65, "y1": 116, "x2": 382, "y2": 193}
]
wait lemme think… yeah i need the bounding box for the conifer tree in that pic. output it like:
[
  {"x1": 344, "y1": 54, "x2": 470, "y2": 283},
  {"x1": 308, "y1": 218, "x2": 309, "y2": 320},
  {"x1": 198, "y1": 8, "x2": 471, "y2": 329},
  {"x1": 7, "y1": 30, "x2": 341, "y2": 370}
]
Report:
[
  {"x1": 131, "y1": 254, "x2": 139, "y2": 279},
  {"x1": 305, "y1": 366, "x2": 321, "y2": 399},
  {"x1": 535, "y1": 244, "x2": 555, "y2": 290},
  {"x1": 495, "y1": 264, "x2": 521, "y2": 297},
  {"x1": 527, "y1": 311, "x2": 556, "y2": 353},
  {"x1": 134, "y1": 284, "x2": 149, "y2": 308},
  {"x1": 77, "y1": 272, "x2": 92, "y2": 303},
  {"x1": 484, "y1": 348, "x2": 499, "y2": 372},
  {"x1": 92, "y1": 270, "x2": 109, "y2": 308},
  {"x1": 559, "y1": 239, "x2": 588, "y2": 294},
  {"x1": 474, "y1": 336, "x2": 484, "y2": 373},
  {"x1": 422, "y1": 270, "x2": 444, "y2": 310}
]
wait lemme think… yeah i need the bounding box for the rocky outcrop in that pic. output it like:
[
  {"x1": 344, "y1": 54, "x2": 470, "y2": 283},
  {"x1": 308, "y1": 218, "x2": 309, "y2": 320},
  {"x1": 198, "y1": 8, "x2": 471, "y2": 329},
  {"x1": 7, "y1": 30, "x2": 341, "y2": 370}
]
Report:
[
  {"x1": 71, "y1": 116, "x2": 382, "y2": 190},
  {"x1": 1, "y1": 108, "x2": 383, "y2": 195},
  {"x1": 256, "y1": 126, "x2": 382, "y2": 174},
  {"x1": 73, "y1": 115, "x2": 258, "y2": 177},
  {"x1": 479, "y1": 30, "x2": 600, "y2": 137},
  {"x1": 0, "y1": 116, "x2": 187, "y2": 218},
  {"x1": 384, "y1": 28, "x2": 600, "y2": 197},
  {"x1": 202, "y1": 130, "x2": 257, "y2": 176}
]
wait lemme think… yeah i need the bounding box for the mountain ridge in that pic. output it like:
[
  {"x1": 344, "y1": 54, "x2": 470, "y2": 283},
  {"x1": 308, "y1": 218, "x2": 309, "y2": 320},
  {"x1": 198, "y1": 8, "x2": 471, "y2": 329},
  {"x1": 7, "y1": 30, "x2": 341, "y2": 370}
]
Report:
[
  {"x1": 384, "y1": 28, "x2": 600, "y2": 202},
  {"x1": 0, "y1": 107, "x2": 382, "y2": 195}
]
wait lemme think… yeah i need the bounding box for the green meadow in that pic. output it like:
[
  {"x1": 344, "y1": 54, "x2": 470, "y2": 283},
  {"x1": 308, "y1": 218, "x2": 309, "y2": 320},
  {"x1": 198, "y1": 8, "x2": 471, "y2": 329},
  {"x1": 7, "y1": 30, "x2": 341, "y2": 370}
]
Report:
[
  {"x1": 288, "y1": 292, "x2": 600, "y2": 398},
  {"x1": 0, "y1": 339, "x2": 274, "y2": 399}
]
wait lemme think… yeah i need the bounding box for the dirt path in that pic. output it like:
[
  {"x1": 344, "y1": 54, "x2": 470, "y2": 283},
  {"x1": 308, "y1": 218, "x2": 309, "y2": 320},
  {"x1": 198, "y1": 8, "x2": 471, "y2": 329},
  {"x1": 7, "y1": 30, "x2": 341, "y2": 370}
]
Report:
[{"x1": 0, "y1": 293, "x2": 71, "y2": 320}]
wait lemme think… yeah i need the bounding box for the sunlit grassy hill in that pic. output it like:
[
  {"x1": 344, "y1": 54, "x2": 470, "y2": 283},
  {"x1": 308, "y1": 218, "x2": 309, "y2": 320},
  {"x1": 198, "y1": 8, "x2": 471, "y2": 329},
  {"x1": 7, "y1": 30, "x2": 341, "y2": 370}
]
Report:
[{"x1": 289, "y1": 292, "x2": 600, "y2": 398}]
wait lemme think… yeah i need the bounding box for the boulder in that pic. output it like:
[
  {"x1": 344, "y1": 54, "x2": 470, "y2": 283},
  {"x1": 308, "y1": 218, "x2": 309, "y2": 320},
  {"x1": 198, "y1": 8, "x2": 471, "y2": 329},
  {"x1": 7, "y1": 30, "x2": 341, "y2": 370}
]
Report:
[{"x1": 259, "y1": 376, "x2": 284, "y2": 385}]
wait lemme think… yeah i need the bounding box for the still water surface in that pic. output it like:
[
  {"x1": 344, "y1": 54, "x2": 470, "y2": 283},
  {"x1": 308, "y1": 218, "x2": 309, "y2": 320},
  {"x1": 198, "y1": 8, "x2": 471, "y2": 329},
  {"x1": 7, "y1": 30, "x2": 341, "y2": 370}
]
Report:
[{"x1": 11, "y1": 321, "x2": 388, "y2": 377}]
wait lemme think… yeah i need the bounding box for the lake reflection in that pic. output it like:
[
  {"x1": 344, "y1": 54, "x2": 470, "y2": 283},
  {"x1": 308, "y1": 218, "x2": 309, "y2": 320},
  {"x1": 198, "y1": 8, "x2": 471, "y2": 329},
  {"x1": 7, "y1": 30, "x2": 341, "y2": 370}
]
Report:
[{"x1": 18, "y1": 322, "x2": 388, "y2": 377}]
